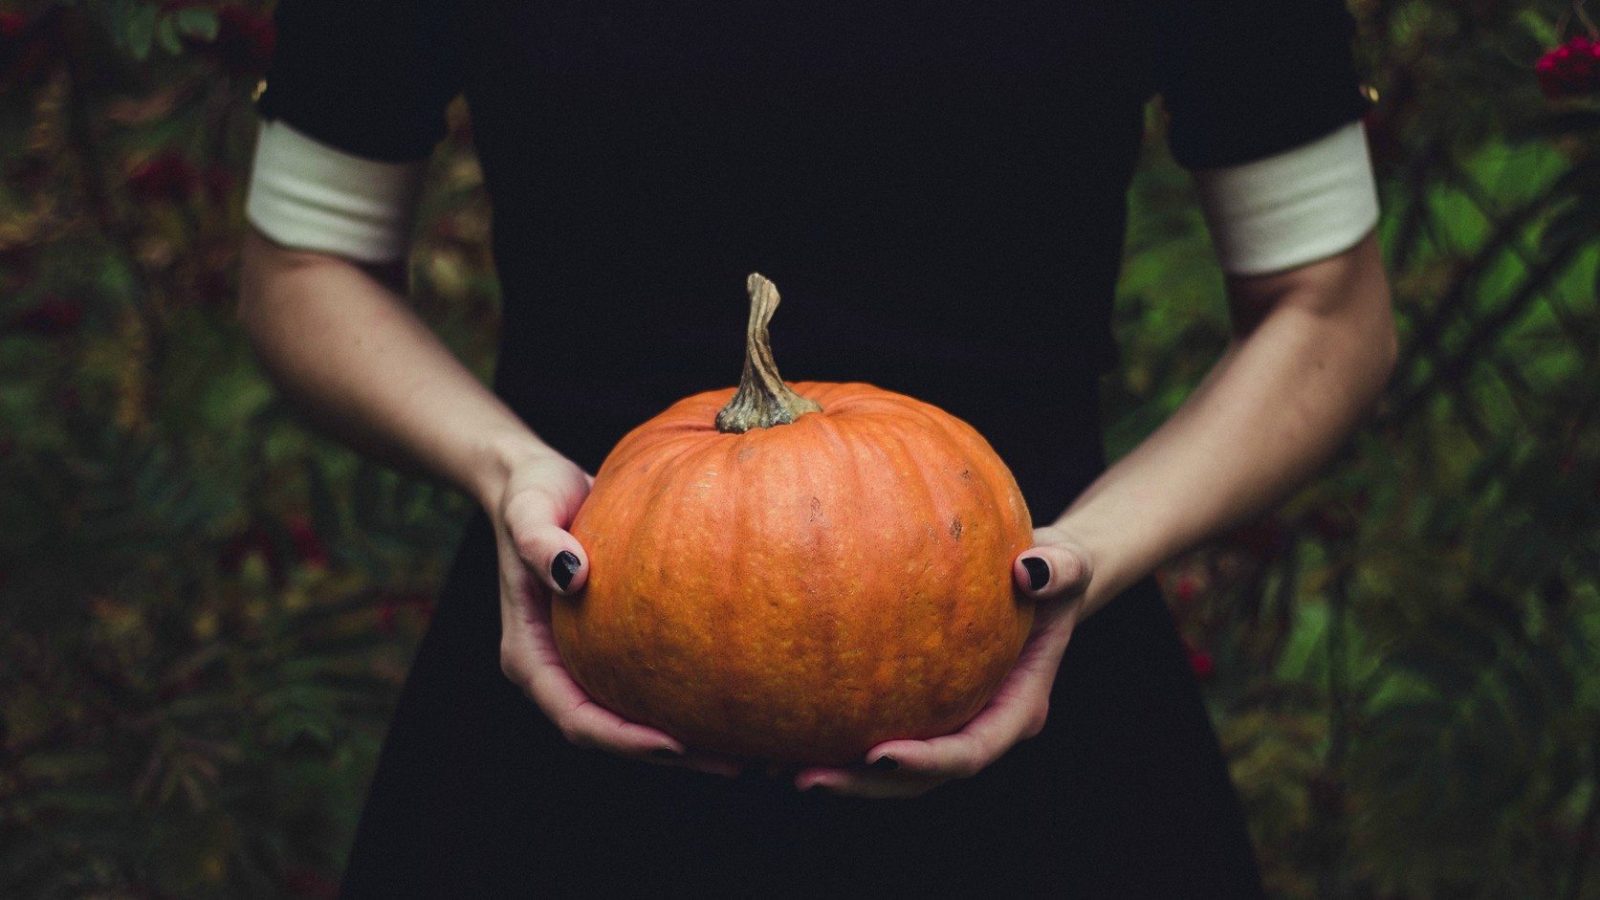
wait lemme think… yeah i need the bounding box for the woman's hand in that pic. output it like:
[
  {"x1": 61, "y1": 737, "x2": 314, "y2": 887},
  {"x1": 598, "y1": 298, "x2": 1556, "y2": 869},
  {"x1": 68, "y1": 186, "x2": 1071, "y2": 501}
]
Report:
[
  {"x1": 793, "y1": 525, "x2": 1093, "y2": 799},
  {"x1": 490, "y1": 448, "x2": 742, "y2": 778}
]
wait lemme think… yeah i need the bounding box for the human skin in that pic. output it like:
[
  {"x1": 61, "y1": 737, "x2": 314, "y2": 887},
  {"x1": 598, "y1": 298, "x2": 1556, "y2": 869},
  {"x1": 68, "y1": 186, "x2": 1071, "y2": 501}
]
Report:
[
  {"x1": 237, "y1": 223, "x2": 1396, "y2": 797},
  {"x1": 798, "y1": 229, "x2": 1397, "y2": 797}
]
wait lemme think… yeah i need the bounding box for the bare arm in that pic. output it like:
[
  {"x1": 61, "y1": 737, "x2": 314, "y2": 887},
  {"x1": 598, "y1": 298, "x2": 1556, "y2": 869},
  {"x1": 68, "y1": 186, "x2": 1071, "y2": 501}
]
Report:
[
  {"x1": 1056, "y1": 229, "x2": 1397, "y2": 618},
  {"x1": 803, "y1": 230, "x2": 1396, "y2": 796},
  {"x1": 236, "y1": 225, "x2": 735, "y2": 773},
  {"x1": 235, "y1": 226, "x2": 551, "y2": 508}
]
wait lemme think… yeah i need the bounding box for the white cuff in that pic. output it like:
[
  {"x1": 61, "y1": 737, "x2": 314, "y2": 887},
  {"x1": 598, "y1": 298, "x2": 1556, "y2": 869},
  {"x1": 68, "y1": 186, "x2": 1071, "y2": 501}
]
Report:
[
  {"x1": 1193, "y1": 120, "x2": 1380, "y2": 277},
  {"x1": 244, "y1": 118, "x2": 427, "y2": 264}
]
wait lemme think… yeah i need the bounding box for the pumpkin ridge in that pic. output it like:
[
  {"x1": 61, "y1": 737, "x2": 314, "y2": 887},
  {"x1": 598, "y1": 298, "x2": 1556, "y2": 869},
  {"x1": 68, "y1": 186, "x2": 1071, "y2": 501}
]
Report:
[
  {"x1": 812, "y1": 415, "x2": 873, "y2": 713},
  {"x1": 881, "y1": 418, "x2": 945, "y2": 582},
  {"x1": 870, "y1": 420, "x2": 950, "y2": 685},
  {"x1": 901, "y1": 400, "x2": 1023, "y2": 533},
  {"x1": 554, "y1": 276, "x2": 1035, "y2": 763},
  {"x1": 904, "y1": 417, "x2": 1009, "y2": 697},
  {"x1": 824, "y1": 420, "x2": 903, "y2": 725},
  {"x1": 620, "y1": 440, "x2": 730, "y2": 737}
]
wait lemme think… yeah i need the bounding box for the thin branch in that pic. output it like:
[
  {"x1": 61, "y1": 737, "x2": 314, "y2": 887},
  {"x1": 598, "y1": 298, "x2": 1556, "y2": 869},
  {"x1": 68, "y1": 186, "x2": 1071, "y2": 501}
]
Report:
[
  {"x1": 1447, "y1": 151, "x2": 1597, "y2": 367},
  {"x1": 1386, "y1": 234, "x2": 1591, "y2": 426},
  {"x1": 1389, "y1": 191, "x2": 1555, "y2": 403}
]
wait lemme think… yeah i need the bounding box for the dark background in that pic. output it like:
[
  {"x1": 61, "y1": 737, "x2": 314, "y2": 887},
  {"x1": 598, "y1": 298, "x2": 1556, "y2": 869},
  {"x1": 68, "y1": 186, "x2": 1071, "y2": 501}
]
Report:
[{"x1": 1, "y1": 1, "x2": 1598, "y2": 895}]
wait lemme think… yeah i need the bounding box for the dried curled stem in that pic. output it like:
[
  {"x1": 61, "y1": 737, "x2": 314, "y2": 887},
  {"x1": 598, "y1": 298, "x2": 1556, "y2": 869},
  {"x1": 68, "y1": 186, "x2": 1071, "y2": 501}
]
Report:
[{"x1": 714, "y1": 273, "x2": 823, "y2": 434}]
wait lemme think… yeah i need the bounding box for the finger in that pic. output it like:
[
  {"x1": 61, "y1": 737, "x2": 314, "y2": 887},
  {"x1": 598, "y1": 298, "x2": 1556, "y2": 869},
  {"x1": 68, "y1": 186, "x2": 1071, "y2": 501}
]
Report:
[
  {"x1": 863, "y1": 680, "x2": 1052, "y2": 782},
  {"x1": 506, "y1": 628, "x2": 673, "y2": 754},
  {"x1": 557, "y1": 697, "x2": 688, "y2": 759},
  {"x1": 855, "y1": 734, "x2": 997, "y2": 786},
  {"x1": 797, "y1": 673, "x2": 1057, "y2": 797},
  {"x1": 505, "y1": 516, "x2": 590, "y2": 597},
  {"x1": 546, "y1": 692, "x2": 741, "y2": 777},
  {"x1": 793, "y1": 764, "x2": 943, "y2": 799},
  {"x1": 498, "y1": 599, "x2": 679, "y2": 759},
  {"x1": 1014, "y1": 544, "x2": 1090, "y2": 602},
  {"x1": 798, "y1": 760, "x2": 947, "y2": 798}
]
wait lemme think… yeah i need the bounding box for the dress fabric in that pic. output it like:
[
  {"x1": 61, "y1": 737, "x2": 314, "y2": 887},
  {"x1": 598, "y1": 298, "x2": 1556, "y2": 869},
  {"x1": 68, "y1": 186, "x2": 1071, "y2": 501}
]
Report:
[{"x1": 254, "y1": 0, "x2": 1371, "y2": 895}]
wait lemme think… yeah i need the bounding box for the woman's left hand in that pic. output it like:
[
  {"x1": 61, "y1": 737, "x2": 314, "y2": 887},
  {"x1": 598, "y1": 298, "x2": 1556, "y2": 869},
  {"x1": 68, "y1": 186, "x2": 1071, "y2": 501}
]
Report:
[{"x1": 793, "y1": 525, "x2": 1094, "y2": 799}]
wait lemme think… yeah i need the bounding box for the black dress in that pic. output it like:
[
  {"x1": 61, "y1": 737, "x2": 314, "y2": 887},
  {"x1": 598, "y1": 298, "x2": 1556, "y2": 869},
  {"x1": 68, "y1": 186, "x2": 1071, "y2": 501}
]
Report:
[{"x1": 256, "y1": 0, "x2": 1369, "y2": 895}]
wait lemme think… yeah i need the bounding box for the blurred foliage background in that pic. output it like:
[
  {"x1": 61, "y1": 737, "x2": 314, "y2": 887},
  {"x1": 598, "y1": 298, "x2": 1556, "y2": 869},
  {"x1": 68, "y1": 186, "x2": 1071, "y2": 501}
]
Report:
[{"x1": 0, "y1": 0, "x2": 1596, "y2": 896}]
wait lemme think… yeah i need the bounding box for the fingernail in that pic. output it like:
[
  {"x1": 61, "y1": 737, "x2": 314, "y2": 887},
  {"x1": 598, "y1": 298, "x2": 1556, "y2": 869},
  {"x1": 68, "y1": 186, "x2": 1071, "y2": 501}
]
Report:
[
  {"x1": 551, "y1": 550, "x2": 581, "y2": 591},
  {"x1": 1022, "y1": 556, "x2": 1050, "y2": 592},
  {"x1": 869, "y1": 755, "x2": 899, "y2": 771},
  {"x1": 650, "y1": 747, "x2": 681, "y2": 760}
]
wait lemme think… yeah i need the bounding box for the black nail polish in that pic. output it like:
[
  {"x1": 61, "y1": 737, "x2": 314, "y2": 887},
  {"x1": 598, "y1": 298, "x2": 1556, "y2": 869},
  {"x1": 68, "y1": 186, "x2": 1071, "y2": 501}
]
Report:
[
  {"x1": 1022, "y1": 556, "x2": 1050, "y2": 592},
  {"x1": 650, "y1": 747, "x2": 681, "y2": 760},
  {"x1": 551, "y1": 551, "x2": 581, "y2": 591},
  {"x1": 869, "y1": 755, "x2": 899, "y2": 771}
]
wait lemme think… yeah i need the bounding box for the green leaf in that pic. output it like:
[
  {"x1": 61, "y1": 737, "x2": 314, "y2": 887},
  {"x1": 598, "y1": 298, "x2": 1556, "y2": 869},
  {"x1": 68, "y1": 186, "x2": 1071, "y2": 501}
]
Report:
[
  {"x1": 155, "y1": 10, "x2": 181, "y2": 55},
  {"x1": 173, "y1": 6, "x2": 219, "y2": 42},
  {"x1": 1517, "y1": 9, "x2": 1560, "y2": 48},
  {"x1": 1594, "y1": 246, "x2": 1600, "y2": 310},
  {"x1": 125, "y1": 2, "x2": 158, "y2": 60}
]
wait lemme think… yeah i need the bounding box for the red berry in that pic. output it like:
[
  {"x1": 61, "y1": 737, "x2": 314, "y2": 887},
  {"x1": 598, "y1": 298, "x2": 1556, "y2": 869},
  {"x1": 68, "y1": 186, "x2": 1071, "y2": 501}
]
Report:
[
  {"x1": 1537, "y1": 36, "x2": 1600, "y2": 100},
  {"x1": 285, "y1": 513, "x2": 329, "y2": 568},
  {"x1": 127, "y1": 152, "x2": 199, "y2": 203},
  {"x1": 186, "y1": 6, "x2": 276, "y2": 78},
  {"x1": 376, "y1": 599, "x2": 399, "y2": 635},
  {"x1": 1173, "y1": 574, "x2": 1201, "y2": 605},
  {"x1": 0, "y1": 12, "x2": 26, "y2": 42},
  {"x1": 1183, "y1": 636, "x2": 1216, "y2": 682},
  {"x1": 7, "y1": 295, "x2": 83, "y2": 336}
]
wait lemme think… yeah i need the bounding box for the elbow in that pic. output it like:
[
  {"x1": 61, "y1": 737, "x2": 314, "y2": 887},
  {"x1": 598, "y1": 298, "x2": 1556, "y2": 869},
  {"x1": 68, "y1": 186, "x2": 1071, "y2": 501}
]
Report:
[{"x1": 1338, "y1": 233, "x2": 1398, "y2": 404}]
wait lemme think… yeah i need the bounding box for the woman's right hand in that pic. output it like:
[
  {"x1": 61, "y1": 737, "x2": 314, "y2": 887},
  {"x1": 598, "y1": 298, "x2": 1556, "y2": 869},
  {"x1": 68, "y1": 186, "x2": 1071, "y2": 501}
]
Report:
[{"x1": 488, "y1": 447, "x2": 742, "y2": 778}]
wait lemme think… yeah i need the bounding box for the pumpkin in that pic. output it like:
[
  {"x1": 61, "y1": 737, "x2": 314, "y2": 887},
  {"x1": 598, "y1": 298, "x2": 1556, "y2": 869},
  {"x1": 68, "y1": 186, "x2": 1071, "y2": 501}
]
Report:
[{"x1": 555, "y1": 274, "x2": 1034, "y2": 765}]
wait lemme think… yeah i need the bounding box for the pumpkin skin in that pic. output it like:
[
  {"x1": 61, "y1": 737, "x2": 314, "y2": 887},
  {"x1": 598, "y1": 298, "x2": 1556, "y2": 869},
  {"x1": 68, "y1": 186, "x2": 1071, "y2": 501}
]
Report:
[{"x1": 555, "y1": 381, "x2": 1034, "y2": 765}]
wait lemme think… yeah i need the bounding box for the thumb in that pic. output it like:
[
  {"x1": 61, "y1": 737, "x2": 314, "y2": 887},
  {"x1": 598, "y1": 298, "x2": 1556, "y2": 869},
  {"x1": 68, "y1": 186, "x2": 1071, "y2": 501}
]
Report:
[
  {"x1": 507, "y1": 515, "x2": 590, "y2": 597},
  {"x1": 1013, "y1": 543, "x2": 1091, "y2": 602}
]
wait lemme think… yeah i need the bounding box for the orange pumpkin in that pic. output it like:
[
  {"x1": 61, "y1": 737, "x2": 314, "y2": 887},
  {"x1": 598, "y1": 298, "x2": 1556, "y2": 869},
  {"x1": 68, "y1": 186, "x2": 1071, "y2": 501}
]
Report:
[{"x1": 555, "y1": 274, "x2": 1034, "y2": 765}]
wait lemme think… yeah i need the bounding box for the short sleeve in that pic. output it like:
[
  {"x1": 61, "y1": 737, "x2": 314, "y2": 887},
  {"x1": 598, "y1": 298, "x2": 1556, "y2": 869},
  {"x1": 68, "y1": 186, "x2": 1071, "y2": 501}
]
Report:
[
  {"x1": 253, "y1": 0, "x2": 464, "y2": 164},
  {"x1": 1192, "y1": 119, "x2": 1379, "y2": 275},
  {"x1": 1156, "y1": 0, "x2": 1373, "y2": 170}
]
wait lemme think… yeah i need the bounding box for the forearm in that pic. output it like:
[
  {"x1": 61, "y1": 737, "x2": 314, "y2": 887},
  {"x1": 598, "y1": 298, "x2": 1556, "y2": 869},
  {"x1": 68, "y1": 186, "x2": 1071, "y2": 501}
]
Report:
[
  {"x1": 236, "y1": 228, "x2": 553, "y2": 509},
  {"x1": 1058, "y1": 234, "x2": 1396, "y2": 617}
]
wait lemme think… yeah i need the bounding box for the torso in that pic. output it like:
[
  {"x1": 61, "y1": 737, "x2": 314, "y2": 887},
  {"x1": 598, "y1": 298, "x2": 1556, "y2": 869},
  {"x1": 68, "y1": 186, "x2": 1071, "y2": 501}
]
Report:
[
  {"x1": 338, "y1": 9, "x2": 1269, "y2": 895},
  {"x1": 455, "y1": 1, "x2": 1159, "y2": 514}
]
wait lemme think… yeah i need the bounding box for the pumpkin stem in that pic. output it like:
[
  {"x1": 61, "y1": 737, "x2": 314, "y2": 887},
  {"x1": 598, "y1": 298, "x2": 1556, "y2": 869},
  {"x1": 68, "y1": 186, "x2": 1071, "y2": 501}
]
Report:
[{"x1": 715, "y1": 273, "x2": 823, "y2": 434}]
